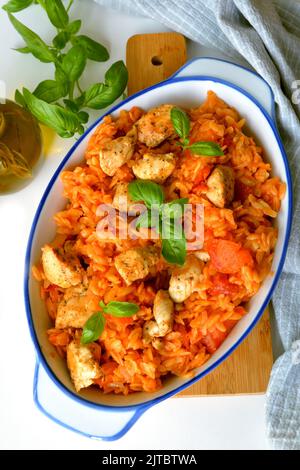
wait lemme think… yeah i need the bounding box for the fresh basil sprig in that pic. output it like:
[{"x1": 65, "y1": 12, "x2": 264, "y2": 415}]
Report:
[
  {"x1": 44, "y1": 0, "x2": 69, "y2": 29},
  {"x1": 81, "y1": 300, "x2": 139, "y2": 344},
  {"x1": 81, "y1": 311, "x2": 106, "y2": 345},
  {"x1": 22, "y1": 88, "x2": 82, "y2": 137},
  {"x1": 61, "y1": 44, "x2": 87, "y2": 84},
  {"x1": 71, "y1": 35, "x2": 109, "y2": 62},
  {"x1": 13, "y1": 46, "x2": 30, "y2": 54},
  {"x1": 3, "y1": 1, "x2": 128, "y2": 138},
  {"x1": 162, "y1": 222, "x2": 186, "y2": 266},
  {"x1": 99, "y1": 301, "x2": 139, "y2": 317},
  {"x1": 128, "y1": 180, "x2": 188, "y2": 265},
  {"x1": 170, "y1": 106, "x2": 190, "y2": 145},
  {"x1": 170, "y1": 107, "x2": 224, "y2": 157},
  {"x1": 7, "y1": 12, "x2": 55, "y2": 63},
  {"x1": 83, "y1": 61, "x2": 128, "y2": 110},
  {"x1": 188, "y1": 141, "x2": 224, "y2": 156},
  {"x1": 67, "y1": 19, "x2": 81, "y2": 35},
  {"x1": 128, "y1": 179, "x2": 164, "y2": 209},
  {"x1": 3, "y1": 0, "x2": 33, "y2": 13},
  {"x1": 53, "y1": 31, "x2": 70, "y2": 50},
  {"x1": 33, "y1": 80, "x2": 68, "y2": 103}
]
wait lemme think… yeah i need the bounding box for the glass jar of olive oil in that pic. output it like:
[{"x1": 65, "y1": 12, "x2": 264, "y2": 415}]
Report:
[{"x1": 0, "y1": 99, "x2": 42, "y2": 194}]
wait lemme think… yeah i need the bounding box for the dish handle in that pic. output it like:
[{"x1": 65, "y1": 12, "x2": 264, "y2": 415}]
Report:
[
  {"x1": 33, "y1": 361, "x2": 148, "y2": 440},
  {"x1": 171, "y1": 57, "x2": 275, "y2": 120}
]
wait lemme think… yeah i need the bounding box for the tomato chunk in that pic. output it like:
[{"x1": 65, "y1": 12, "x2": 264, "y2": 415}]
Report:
[
  {"x1": 207, "y1": 239, "x2": 254, "y2": 274},
  {"x1": 202, "y1": 329, "x2": 226, "y2": 353},
  {"x1": 209, "y1": 273, "x2": 240, "y2": 296},
  {"x1": 194, "y1": 165, "x2": 212, "y2": 185}
]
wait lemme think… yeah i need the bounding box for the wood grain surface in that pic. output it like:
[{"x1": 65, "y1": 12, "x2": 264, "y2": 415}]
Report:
[
  {"x1": 126, "y1": 33, "x2": 187, "y2": 95},
  {"x1": 126, "y1": 32, "x2": 273, "y2": 395}
]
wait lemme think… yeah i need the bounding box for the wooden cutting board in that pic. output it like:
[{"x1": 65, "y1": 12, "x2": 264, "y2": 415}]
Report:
[{"x1": 126, "y1": 33, "x2": 273, "y2": 395}]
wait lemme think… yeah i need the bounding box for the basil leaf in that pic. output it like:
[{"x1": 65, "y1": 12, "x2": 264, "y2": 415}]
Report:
[
  {"x1": 55, "y1": 65, "x2": 68, "y2": 85},
  {"x1": 63, "y1": 98, "x2": 78, "y2": 113},
  {"x1": 3, "y1": 0, "x2": 33, "y2": 13},
  {"x1": 71, "y1": 35, "x2": 109, "y2": 62},
  {"x1": 84, "y1": 60, "x2": 128, "y2": 109},
  {"x1": 162, "y1": 236, "x2": 186, "y2": 265},
  {"x1": 78, "y1": 111, "x2": 89, "y2": 124},
  {"x1": 62, "y1": 45, "x2": 86, "y2": 82},
  {"x1": 77, "y1": 124, "x2": 85, "y2": 135},
  {"x1": 128, "y1": 180, "x2": 164, "y2": 209},
  {"x1": 67, "y1": 19, "x2": 81, "y2": 35},
  {"x1": 105, "y1": 60, "x2": 127, "y2": 87},
  {"x1": 81, "y1": 312, "x2": 105, "y2": 344},
  {"x1": 53, "y1": 31, "x2": 70, "y2": 50},
  {"x1": 103, "y1": 301, "x2": 139, "y2": 317},
  {"x1": 170, "y1": 107, "x2": 190, "y2": 140},
  {"x1": 22, "y1": 88, "x2": 80, "y2": 137},
  {"x1": 161, "y1": 221, "x2": 186, "y2": 265},
  {"x1": 7, "y1": 13, "x2": 55, "y2": 63},
  {"x1": 161, "y1": 198, "x2": 189, "y2": 219},
  {"x1": 15, "y1": 89, "x2": 26, "y2": 107},
  {"x1": 75, "y1": 92, "x2": 86, "y2": 108},
  {"x1": 44, "y1": 0, "x2": 68, "y2": 29},
  {"x1": 83, "y1": 83, "x2": 104, "y2": 108},
  {"x1": 13, "y1": 46, "x2": 30, "y2": 53},
  {"x1": 33, "y1": 80, "x2": 68, "y2": 103},
  {"x1": 187, "y1": 141, "x2": 224, "y2": 156}
]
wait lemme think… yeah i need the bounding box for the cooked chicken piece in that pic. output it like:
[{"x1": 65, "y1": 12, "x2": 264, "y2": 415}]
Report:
[
  {"x1": 41, "y1": 244, "x2": 83, "y2": 289},
  {"x1": 137, "y1": 104, "x2": 175, "y2": 147},
  {"x1": 143, "y1": 321, "x2": 160, "y2": 343},
  {"x1": 114, "y1": 246, "x2": 160, "y2": 286},
  {"x1": 206, "y1": 165, "x2": 234, "y2": 208},
  {"x1": 151, "y1": 337, "x2": 164, "y2": 351},
  {"x1": 153, "y1": 290, "x2": 174, "y2": 336},
  {"x1": 112, "y1": 182, "x2": 134, "y2": 212},
  {"x1": 132, "y1": 152, "x2": 175, "y2": 183},
  {"x1": 55, "y1": 285, "x2": 98, "y2": 329},
  {"x1": 194, "y1": 250, "x2": 210, "y2": 262},
  {"x1": 169, "y1": 255, "x2": 203, "y2": 303},
  {"x1": 99, "y1": 126, "x2": 137, "y2": 176},
  {"x1": 143, "y1": 290, "x2": 174, "y2": 342},
  {"x1": 67, "y1": 339, "x2": 102, "y2": 392}
]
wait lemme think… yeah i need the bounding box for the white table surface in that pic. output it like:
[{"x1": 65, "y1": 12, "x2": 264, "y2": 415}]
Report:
[{"x1": 0, "y1": 0, "x2": 269, "y2": 450}]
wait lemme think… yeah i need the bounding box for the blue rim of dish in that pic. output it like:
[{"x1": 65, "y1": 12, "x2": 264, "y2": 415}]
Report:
[
  {"x1": 33, "y1": 362, "x2": 149, "y2": 441},
  {"x1": 169, "y1": 56, "x2": 276, "y2": 121},
  {"x1": 24, "y1": 61, "x2": 293, "y2": 439}
]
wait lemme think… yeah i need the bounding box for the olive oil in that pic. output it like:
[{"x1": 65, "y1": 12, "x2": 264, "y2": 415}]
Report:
[{"x1": 0, "y1": 99, "x2": 42, "y2": 194}]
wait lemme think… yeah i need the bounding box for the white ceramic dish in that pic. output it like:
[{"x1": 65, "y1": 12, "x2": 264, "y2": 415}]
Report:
[{"x1": 24, "y1": 57, "x2": 292, "y2": 440}]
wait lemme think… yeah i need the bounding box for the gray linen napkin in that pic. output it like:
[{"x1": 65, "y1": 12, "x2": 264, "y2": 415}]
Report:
[{"x1": 95, "y1": 0, "x2": 300, "y2": 449}]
